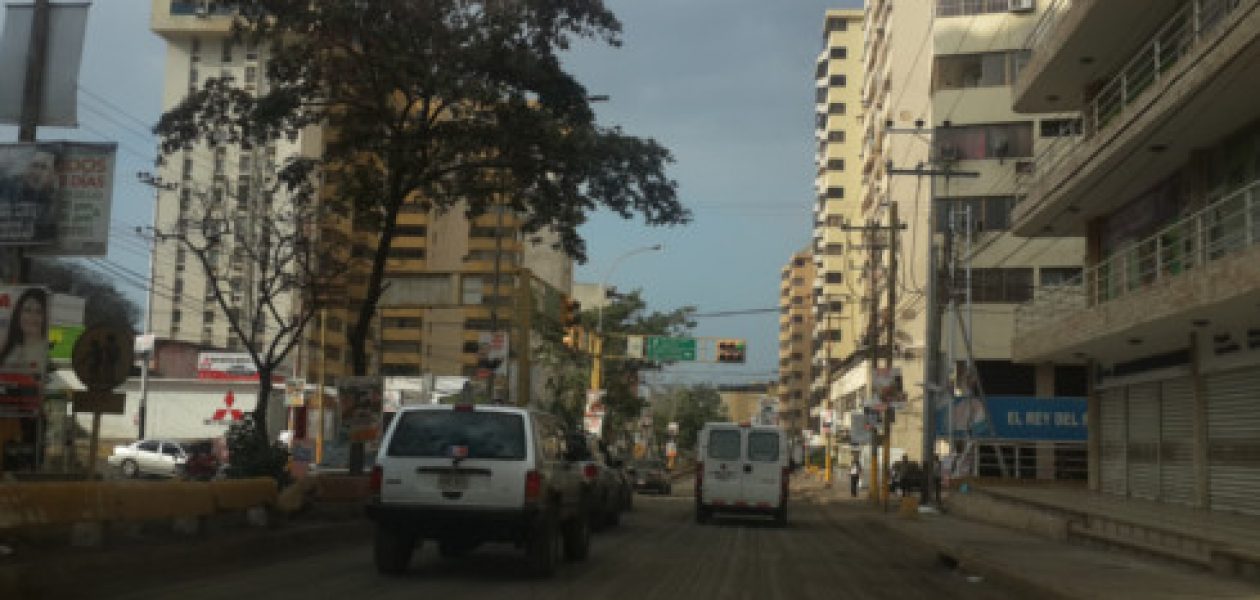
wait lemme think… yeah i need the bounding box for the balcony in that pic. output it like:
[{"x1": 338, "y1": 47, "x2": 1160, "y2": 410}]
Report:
[
  {"x1": 1013, "y1": 0, "x2": 1260, "y2": 237},
  {"x1": 1014, "y1": 178, "x2": 1260, "y2": 361},
  {"x1": 152, "y1": 0, "x2": 235, "y2": 36}
]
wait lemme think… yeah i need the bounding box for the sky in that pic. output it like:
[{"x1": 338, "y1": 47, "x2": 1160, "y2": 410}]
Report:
[{"x1": 0, "y1": 0, "x2": 862, "y2": 386}]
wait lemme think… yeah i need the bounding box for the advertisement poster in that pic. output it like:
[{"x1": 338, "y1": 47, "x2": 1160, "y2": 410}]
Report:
[
  {"x1": 871, "y1": 367, "x2": 907, "y2": 410},
  {"x1": 197, "y1": 352, "x2": 283, "y2": 382},
  {"x1": 338, "y1": 376, "x2": 384, "y2": 444},
  {"x1": 935, "y1": 396, "x2": 1087, "y2": 441},
  {"x1": 0, "y1": 142, "x2": 116, "y2": 254},
  {"x1": 0, "y1": 286, "x2": 50, "y2": 413}
]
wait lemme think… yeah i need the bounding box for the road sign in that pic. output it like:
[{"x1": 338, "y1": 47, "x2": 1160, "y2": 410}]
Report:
[
  {"x1": 644, "y1": 336, "x2": 696, "y2": 362},
  {"x1": 71, "y1": 326, "x2": 134, "y2": 392},
  {"x1": 70, "y1": 390, "x2": 125, "y2": 414},
  {"x1": 626, "y1": 335, "x2": 644, "y2": 359}
]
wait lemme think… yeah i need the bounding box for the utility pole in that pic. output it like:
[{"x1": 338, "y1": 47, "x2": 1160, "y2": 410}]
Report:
[{"x1": 882, "y1": 202, "x2": 898, "y2": 510}]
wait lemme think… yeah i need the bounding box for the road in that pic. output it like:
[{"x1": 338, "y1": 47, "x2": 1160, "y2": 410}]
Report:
[{"x1": 100, "y1": 480, "x2": 1047, "y2": 600}]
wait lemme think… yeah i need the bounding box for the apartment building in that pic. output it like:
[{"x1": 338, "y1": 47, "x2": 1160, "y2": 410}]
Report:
[
  {"x1": 930, "y1": 0, "x2": 1087, "y2": 479},
  {"x1": 778, "y1": 250, "x2": 816, "y2": 434},
  {"x1": 150, "y1": 2, "x2": 572, "y2": 400},
  {"x1": 810, "y1": 9, "x2": 865, "y2": 445},
  {"x1": 1009, "y1": 0, "x2": 1260, "y2": 515}
]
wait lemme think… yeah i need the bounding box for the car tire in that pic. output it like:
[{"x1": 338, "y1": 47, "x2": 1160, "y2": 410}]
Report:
[
  {"x1": 438, "y1": 538, "x2": 476, "y2": 559},
  {"x1": 373, "y1": 525, "x2": 416, "y2": 575},
  {"x1": 773, "y1": 505, "x2": 788, "y2": 528},
  {"x1": 121, "y1": 459, "x2": 139, "y2": 479},
  {"x1": 561, "y1": 514, "x2": 590, "y2": 562},
  {"x1": 526, "y1": 512, "x2": 561, "y2": 578}
]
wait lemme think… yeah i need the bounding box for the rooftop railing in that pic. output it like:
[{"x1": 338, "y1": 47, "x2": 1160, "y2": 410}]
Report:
[{"x1": 1015, "y1": 178, "x2": 1260, "y2": 336}]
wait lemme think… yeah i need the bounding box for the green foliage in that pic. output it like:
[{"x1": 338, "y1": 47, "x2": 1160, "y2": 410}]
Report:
[
  {"x1": 652, "y1": 385, "x2": 727, "y2": 450},
  {"x1": 225, "y1": 417, "x2": 291, "y2": 484},
  {"x1": 154, "y1": 0, "x2": 689, "y2": 377},
  {"x1": 28, "y1": 259, "x2": 140, "y2": 332}
]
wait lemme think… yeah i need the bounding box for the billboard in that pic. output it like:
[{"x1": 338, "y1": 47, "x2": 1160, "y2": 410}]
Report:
[
  {"x1": 0, "y1": 286, "x2": 50, "y2": 412},
  {"x1": 338, "y1": 377, "x2": 384, "y2": 443},
  {"x1": 196, "y1": 352, "x2": 284, "y2": 383},
  {"x1": 935, "y1": 396, "x2": 1087, "y2": 442},
  {"x1": 0, "y1": 142, "x2": 116, "y2": 254},
  {"x1": 0, "y1": 3, "x2": 89, "y2": 127}
]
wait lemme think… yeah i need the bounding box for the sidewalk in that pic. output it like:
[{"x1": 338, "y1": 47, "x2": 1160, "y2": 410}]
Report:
[{"x1": 796, "y1": 480, "x2": 1260, "y2": 599}]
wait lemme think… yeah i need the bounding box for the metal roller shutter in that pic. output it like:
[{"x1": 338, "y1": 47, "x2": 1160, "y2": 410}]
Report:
[
  {"x1": 1100, "y1": 388, "x2": 1127, "y2": 496},
  {"x1": 1160, "y1": 377, "x2": 1195, "y2": 506},
  {"x1": 1127, "y1": 383, "x2": 1160, "y2": 500},
  {"x1": 1207, "y1": 368, "x2": 1260, "y2": 516}
]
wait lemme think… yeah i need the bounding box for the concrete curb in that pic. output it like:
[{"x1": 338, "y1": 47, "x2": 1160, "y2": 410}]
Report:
[{"x1": 0, "y1": 518, "x2": 371, "y2": 599}]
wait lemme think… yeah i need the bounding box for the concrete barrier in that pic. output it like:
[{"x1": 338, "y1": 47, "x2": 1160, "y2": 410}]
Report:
[{"x1": 945, "y1": 491, "x2": 1071, "y2": 541}]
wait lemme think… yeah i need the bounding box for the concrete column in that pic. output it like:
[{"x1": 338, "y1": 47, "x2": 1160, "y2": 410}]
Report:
[
  {"x1": 1087, "y1": 360, "x2": 1101, "y2": 491},
  {"x1": 1035, "y1": 363, "x2": 1057, "y2": 479},
  {"x1": 1190, "y1": 332, "x2": 1210, "y2": 508}
]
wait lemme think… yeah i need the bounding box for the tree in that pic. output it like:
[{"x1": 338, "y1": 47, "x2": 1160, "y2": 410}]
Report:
[
  {"x1": 154, "y1": 0, "x2": 688, "y2": 380},
  {"x1": 27, "y1": 259, "x2": 141, "y2": 331},
  {"x1": 153, "y1": 174, "x2": 345, "y2": 450},
  {"x1": 651, "y1": 385, "x2": 726, "y2": 452}
]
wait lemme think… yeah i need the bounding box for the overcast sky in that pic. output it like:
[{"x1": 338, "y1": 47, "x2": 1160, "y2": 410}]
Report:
[{"x1": 1, "y1": 0, "x2": 861, "y2": 385}]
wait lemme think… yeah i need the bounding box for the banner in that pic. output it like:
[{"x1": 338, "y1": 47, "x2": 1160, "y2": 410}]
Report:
[
  {"x1": 196, "y1": 352, "x2": 283, "y2": 382},
  {"x1": 0, "y1": 142, "x2": 116, "y2": 254},
  {"x1": 935, "y1": 395, "x2": 1087, "y2": 441},
  {"x1": 0, "y1": 286, "x2": 50, "y2": 411},
  {"x1": 0, "y1": 3, "x2": 89, "y2": 127},
  {"x1": 338, "y1": 376, "x2": 384, "y2": 443}
]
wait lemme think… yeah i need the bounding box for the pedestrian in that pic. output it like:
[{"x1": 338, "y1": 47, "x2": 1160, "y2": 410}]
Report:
[{"x1": 849, "y1": 462, "x2": 860, "y2": 498}]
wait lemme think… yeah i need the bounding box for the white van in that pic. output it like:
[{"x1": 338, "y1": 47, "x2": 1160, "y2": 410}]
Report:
[{"x1": 694, "y1": 422, "x2": 791, "y2": 526}]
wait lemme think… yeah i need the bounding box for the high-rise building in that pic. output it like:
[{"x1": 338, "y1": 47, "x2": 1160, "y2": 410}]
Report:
[
  {"x1": 930, "y1": 0, "x2": 1087, "y2": 478},
  {"x1": 1010, "y1": 0, "x2": 1260, "y2": 513},
  {"x1": 150, "y1": 2, "x2": 572, "y2": 401},
  {"x1": 809, "y1": 8, "x2": 865, "y2": 445},
  {"x1": 778, "y1": 250, "x2": 816, "y2": 434}
]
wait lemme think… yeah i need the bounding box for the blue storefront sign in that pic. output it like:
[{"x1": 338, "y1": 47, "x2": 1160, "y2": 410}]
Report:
[{"x1": 936, "y1": 395, "x2": 1087, "y2": 442}]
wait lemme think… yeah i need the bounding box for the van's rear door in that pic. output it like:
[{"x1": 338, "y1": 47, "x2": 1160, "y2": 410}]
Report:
[
  {"x1": 702, "y1": 426, "x2": 743, "y2": 507},
  {"x1": 743, "y1": 428, "x2": 784, "y2": 510}
]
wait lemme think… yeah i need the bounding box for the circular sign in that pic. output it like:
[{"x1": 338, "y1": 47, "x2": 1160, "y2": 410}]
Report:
[{"x1": 71, "y1": 326, "x2": 134, "y2": 392}]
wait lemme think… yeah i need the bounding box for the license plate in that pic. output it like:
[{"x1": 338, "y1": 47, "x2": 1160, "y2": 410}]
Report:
[{"x1": 438, "y1": 473, "x2": 469, "y2": 491}]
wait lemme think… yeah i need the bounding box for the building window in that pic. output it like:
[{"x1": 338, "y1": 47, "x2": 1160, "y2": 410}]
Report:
[
  {"x1": 936, "y1": 196, "x2": 1016, "y2": 232},
  {"x1": 382, "y1": 316, "x2": 422, "y2": 328},
  {"x1": 390, "y1": 247, "x2": 426, "y2": 260},
  {"x1": 815, "y1": 88, "x2": 828, "y2": 104},
  {"x1": 825, "y1": 186, "x2": 844, "y2": 199},
  {"x1": 245, "y1": 40, "x2": 258, "y2": 61},
  {"x1": 221, "y1": 40, "x2": 233, "y2": 63},
  {"x1": 826, "y1": 16, "x2": 848, "y2": 32},
  {"x1": 967, "y1": 268, "x2": 1034, "y2": 303},
  {"x1": 826, "y1": 215, "x2": 844, "y2": 226},
  {"x1": 381, "y1": 341, "x2": 422, "y2": 354},
  {"x1": 824, "y1": 272, "x2": 843, "y2": 284},
  {"x1": 1040, "y1": 118, "x2": 1083, "y2": 137},
  {"x1": 830, "y1": 47, "x2": 847, "y2": 59},
  {"x1": 203, "y1": 310, "x2": 216, "y2": 324},
  {"x1": 382, "y1": 364, "x2": 420, "y2": 376},
  {"x1": 936, "y1": 123, "x2": 1034, "y2": 160},
  {"x1": 827, "y1": 102, "x2": 846, "y2": 115},
  {"x1": 824, "y1": 243, "x2": 844, "y2": 255},
  {"x1": 933, "y1": 51, "x2": 1031, "y2": 90},
  {"x1": 826, "y1": 158, "x2": 845, "y2": 171},
  {"x1": 1039, "y1": 267, "x2": 1083, "y2": 286},
  {"x1": 172, "y1": 310, "x2": 181, "y2": 324},
  {"x1": 829, "y1": 74, "x2": 846, "y2": 87},
  {"x1": 394, "y1": 225, "x2": 427, "y2": 236},
  {"x1": 828, "y1": 131, "x2": 845, "y2": 143},
  {"x1": 936, "y1": 0, "x2": 1011, "y2": 18}
]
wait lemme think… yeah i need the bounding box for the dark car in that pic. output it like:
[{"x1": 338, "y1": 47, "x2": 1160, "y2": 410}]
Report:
[
  {"x1": 570, "y1": 433, "x2": 632, "y2": 529},
  {"x1": 629, "y1": 459, "x2": 671, "y2": 495}
]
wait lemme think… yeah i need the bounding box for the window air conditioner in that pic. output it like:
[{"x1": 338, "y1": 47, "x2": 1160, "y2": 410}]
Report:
[{"x1": 1009, "y1": 0, "x2": 1035, "y2": 13}]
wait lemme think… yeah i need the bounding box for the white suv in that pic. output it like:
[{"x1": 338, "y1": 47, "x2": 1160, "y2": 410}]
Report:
[{"x1": 366, "y1": 404, "x2": 591, "y2": 577}]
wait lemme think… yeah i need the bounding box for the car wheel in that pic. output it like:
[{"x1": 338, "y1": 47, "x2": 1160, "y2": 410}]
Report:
[
  {"x1": 561, "y1": 514, "x2": 591, "y2": 562},
  {"x1": 773, "y1": 505, "x2": 788, "y2": 528},
  {"x1": 373, "y1": 525, "x2": 416, "y2": 575},
  {"x1": 120, "y1": 459, "x2": 139, "y2": 479},
  {"x1": 438, "y1": 538, "x2": 476, "y2": 559},
  {"x1": 526, "y1": 512, "x2": 561, "y2": 578}
]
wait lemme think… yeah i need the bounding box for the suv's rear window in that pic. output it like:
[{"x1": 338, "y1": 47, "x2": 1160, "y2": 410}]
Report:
[
  {"x1": 747, "y1": 432, "x2": 780, "y2": 462},
  {"x1": 707, "y1": 429, "x2": 741, "y2": 460},
  {"x1": 388, "y1": 411, "x2": 526, "y2": 460}
]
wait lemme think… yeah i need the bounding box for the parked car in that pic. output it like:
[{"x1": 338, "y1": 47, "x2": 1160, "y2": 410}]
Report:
[
  {"x1": 181, "y1": 440, "x2": 222, "y2": 480},
  {"x1": 629, "y1": 459, "x2": 672, "y2": 495},
  {"x1": 365, "y1": 404, "x2": 591, "y2": 577},
  {"x1": 695, "y1": 422, "x2": 792, "y2": 527},
  {"x1": 108, "y1": 440, "x2": 188, "y2": 478},
  {"x1": 570, "y1": 433, "x2": 632, "y2": 529}
]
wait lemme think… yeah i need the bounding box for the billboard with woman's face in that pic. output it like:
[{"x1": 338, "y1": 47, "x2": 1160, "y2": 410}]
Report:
[{"x1": 0, "y1": 286, "x2": 49, "y2": 412}]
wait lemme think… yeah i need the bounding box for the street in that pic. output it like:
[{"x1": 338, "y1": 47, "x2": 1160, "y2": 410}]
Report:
[{"x1": 97, "y1": 480, "x2": 1045, "y2": 600}]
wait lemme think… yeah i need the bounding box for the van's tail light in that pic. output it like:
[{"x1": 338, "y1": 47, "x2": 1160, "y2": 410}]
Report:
[
  {"x1": 525, "y1": 470, "x2": 542, "y2": 502},
  {"x1": 370, "y1": 465, "x2": 383, "y2": 495},
  {"x1": 583, "y1": 464, "x2": 598, "y2": 481},
  {"x1": 695, "y1": 462, "x2": 704, "y2": 499}
]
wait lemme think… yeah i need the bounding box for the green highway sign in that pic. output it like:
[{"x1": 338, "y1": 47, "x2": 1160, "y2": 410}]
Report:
[{"x1": 645, "y1": 336, "x2": 697, "y2": 362}]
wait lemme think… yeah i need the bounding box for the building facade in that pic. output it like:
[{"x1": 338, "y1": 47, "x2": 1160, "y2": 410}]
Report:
[
  {"x1": 1010, "y1": 0, "x2": 1260, "y2": 514},
  {"x1": 778, "y1": 250, "x2": 816, "y2": 434}
]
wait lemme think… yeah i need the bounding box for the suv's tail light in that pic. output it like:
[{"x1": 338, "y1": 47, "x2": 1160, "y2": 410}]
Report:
[
  {"x1": 525, "y1": 469, "x2": 542, "y2": 502},
  {"x1": 583, "y1": 463, "x2": 598, "y2": 481},
  {"x1": 370, "y1": 465, "x2": 383, "y2": 495}
]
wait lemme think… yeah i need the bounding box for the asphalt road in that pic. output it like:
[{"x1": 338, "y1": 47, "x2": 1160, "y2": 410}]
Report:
[{"x1": 101, "y1": 480, "x2": 1046, "y2": 600}]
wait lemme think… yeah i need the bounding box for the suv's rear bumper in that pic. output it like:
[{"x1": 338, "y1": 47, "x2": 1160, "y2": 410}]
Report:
[{"x1": 365, "y1": 502, "x2": 541, "y2": 542}]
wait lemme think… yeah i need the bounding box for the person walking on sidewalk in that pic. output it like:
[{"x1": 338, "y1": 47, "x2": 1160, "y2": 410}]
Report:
[{"x1": 849, "y1": 462, "x2": 861, "y2": 498}]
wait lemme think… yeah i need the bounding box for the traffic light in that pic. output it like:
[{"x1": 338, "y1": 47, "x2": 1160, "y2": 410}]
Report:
[
  {"x1": 562, "y1": 325, "x2": 587, "y2": 352},
  {"x1": 717, "y1": 339, "x2": 746, "y2": 363},
  {"x1": 561, "y1": 297, "x2": 581, "y2": 327}
]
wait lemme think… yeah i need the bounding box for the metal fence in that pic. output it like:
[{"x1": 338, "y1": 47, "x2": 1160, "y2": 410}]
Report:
[{"x1": 1017, "y1": 178, "x2": 1260, "y2": 335}]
